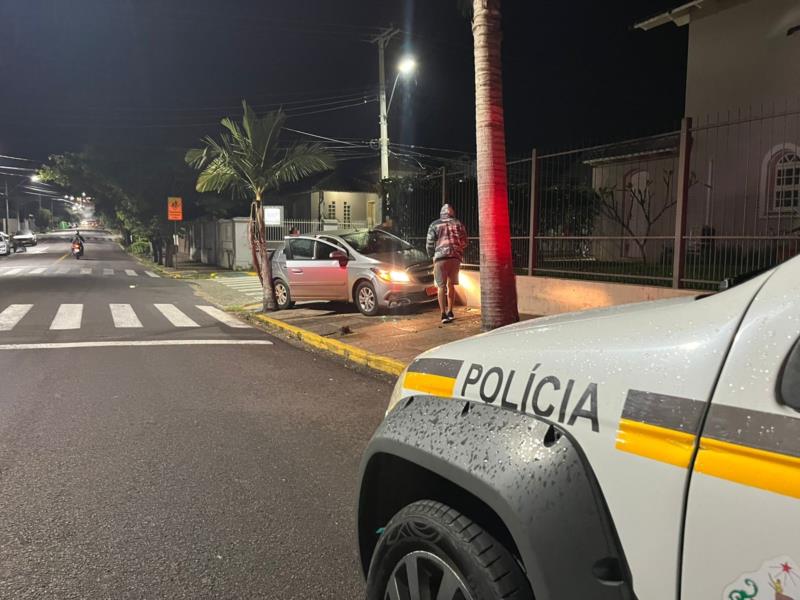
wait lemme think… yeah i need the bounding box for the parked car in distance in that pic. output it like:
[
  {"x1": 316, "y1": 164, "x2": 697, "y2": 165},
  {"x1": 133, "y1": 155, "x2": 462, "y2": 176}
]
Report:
[
  {"x1": 0, "y1": 232, "x2": 10, "y2": 256},
  {"x1": 271, "y1": 229, "x2": 437, "y2": 316},
  {"x1": 12, "y1": 231, "x2": 37, "y2": 247}
]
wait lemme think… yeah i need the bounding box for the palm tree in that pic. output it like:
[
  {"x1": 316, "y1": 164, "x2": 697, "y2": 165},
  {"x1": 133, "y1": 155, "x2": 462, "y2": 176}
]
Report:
[
  {"x1": 464, "y1": 0, "x2": 519, "y2": 329},
  {"x1": 186, "y1": 101, "x2": 334, "y2": 310}
]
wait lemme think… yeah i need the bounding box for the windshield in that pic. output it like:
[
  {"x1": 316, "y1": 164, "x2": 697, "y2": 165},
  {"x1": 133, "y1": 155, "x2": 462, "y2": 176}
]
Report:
[{"x1": 341, "y1": 230, "x2": 423, "y2": 258}]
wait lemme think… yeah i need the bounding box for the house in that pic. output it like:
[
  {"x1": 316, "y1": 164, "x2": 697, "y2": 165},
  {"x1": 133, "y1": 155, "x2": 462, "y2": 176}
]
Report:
[
  {"x1": 587, "y1": 0, "x2": 800, "y2": 265},
  {"x1": 281, "y1": 171, "x2": 379, "y2": 228}
]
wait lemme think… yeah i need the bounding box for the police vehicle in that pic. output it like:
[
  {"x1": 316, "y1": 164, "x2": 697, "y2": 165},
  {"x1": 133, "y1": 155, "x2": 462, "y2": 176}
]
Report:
[{"x1": 357, "y1": 255, "x2": 800, "y2": 600}]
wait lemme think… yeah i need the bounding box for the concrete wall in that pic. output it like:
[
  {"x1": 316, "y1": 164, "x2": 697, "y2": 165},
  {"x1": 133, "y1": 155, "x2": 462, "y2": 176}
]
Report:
[
  {"x1": 456, "y1": 271, "x2": 696, "y2": 316},
  {"x1": 685, "y1": 0, "x2": 800, "y2": 118}
]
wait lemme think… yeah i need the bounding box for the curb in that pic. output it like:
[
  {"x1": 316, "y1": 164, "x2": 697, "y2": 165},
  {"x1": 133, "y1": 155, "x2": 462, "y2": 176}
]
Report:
[
  {"x1": 127, "y1": 251, "x2": 219, "y2": 280},
  {"x1": 248, "y1": 313, "x2": 406, "y2": 377}
]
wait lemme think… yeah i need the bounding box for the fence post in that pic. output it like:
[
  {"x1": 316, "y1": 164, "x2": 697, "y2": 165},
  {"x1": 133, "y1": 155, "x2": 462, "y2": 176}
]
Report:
[
  {"x1": 441, "y1": 166, "x2": 447, "y2": 205},
  {"x1": 672, "y1": 117, "x2": 692, "y2": 288},
  {"x1": 527, "y1": 148, "x2": 539, "y2": 276}
]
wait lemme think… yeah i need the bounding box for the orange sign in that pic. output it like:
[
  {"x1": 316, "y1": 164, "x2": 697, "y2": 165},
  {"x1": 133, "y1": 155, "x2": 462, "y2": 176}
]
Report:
[{"x1": 167, "y1": 197, "x2": 183, "y2": 221}]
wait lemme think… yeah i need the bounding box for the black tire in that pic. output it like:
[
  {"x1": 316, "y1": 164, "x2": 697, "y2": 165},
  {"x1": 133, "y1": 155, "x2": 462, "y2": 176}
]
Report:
[
  {"x1": 366, "y1": 500, "x2": 533, "y2": 600},
  {"x1": 355, "y1": 280, "x2": 380, "y2": 317},
  {"x1": 273, "y1": 279, "x2": 294, "y2": 309}
]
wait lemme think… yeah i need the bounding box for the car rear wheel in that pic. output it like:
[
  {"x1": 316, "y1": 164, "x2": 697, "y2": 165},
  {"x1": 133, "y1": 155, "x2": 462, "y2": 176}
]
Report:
[
  {"x1": 274, "y1": 279, "x2": 294, "y2": 309},
  {"x1": 366, "y1": 500, "x2": 532, "y2": 600},
  {"x1": 355, "y1": 281, "x2": 380, "y2": 316}
]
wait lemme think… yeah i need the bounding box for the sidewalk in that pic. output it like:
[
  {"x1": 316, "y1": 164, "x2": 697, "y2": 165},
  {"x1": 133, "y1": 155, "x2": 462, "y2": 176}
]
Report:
[
  {"x1": 192, "y1": 273, "x2": 538, "y2": 375},
  {"x1": 132, "y1": 252, "x2": 243, "y2": 280}
]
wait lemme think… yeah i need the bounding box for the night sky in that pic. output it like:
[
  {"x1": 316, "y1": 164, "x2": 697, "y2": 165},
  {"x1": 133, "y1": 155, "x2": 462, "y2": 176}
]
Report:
[{"x1": 0, "y1": 0, "x2": 687, "y2": 166}]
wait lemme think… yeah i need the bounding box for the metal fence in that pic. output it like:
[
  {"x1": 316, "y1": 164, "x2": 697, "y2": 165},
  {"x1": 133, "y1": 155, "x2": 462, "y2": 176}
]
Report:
[{"x1": 385, "y1": 106, "x2": 800, "y2": 290}]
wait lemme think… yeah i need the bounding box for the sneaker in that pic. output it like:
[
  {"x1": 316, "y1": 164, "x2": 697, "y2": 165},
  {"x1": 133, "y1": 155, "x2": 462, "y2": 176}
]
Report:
[
  {"x1": 446, "y1": 310, "x2": 455, "y2": 323},
  {"x1": 441, "y1": 312, "x2": 449, "y2": 324}
]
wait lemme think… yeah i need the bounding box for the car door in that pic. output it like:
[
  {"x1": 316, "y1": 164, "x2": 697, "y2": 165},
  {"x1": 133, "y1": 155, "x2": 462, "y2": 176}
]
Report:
[
  {"x1": 309, "y1": 240, "x2": 349, "y2": 300},
  {"x1": 285, "y1": 237, "x2": 315, "y2": 299},
  {"x1": 682, "y1": 258, "x2": 800, "y2": 599}
]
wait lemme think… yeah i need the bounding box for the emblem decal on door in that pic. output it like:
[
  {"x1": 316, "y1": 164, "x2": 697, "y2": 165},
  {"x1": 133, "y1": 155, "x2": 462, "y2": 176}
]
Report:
[{"x1": 724, "y1": 557, "x2": 799, "y2": 600}]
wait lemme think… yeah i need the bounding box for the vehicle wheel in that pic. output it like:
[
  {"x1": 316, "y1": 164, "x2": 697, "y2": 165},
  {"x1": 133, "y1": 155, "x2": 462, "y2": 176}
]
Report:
[
  {"x1": 355, "y1": 281, "x2": 380, "y2": 316},
  {"x1": 274, "y1": 279, "x2": 294, "y2": 309},
  {"x1": 32, "y1": 241, "x2": 37, "y2": 246},
  {"x1": 366, "y1": 500, "x2": 532, "y2": 600}
]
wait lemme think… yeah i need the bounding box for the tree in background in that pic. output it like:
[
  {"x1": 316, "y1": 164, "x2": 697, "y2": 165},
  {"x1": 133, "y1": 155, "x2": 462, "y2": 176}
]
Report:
[
  {"x1": 463, "y1": 0, "x2": 519, "y2": 330},
  {"x1": 186, "y1": 101, "x2": 333, "y2": 311}
]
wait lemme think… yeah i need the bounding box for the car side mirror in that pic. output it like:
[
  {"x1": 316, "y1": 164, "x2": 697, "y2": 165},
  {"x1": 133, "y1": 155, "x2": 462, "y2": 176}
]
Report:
[
  {"x1": 329, "y1": 249, "x2": 348, "y2": 267},
  {"x1": 778, "y1": 338, "x2": 800, "y2": 413}
]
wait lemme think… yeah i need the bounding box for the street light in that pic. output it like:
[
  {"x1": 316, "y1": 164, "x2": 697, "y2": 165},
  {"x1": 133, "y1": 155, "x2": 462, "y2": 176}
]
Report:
[
  {"x1": 30, "y1": 174, "x2": 41, "y2": 183},
  {"x1": 388, "y1": 56, "x2": 416, "y2": 111}
]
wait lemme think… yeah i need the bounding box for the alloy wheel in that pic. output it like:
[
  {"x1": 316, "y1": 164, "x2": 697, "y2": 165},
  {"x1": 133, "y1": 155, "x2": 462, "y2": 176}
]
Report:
[
  {"x1": 383, "y1": 551, "x2": 473, "y2": 600},
  {"x1": 275, "y1": 282, "x2": 288, "y2": 306},
  {"x1": 359, "y1": 286, "x2": 376, "y2": 313}
]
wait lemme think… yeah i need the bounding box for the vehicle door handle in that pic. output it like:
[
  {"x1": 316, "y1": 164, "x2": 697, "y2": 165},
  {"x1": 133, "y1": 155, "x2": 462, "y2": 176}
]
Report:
[{"x1": 290, "y1": 268, "x2": 304, "y2": 274}]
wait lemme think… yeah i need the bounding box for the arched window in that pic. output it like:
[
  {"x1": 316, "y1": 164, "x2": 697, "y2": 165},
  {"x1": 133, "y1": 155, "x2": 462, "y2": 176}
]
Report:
[
  {"x1": 773, "y1": 152, "x2": 800, "y2": 210},
  {"x1": 760, "y1": 144, "x2": 800, "y2": 214}
]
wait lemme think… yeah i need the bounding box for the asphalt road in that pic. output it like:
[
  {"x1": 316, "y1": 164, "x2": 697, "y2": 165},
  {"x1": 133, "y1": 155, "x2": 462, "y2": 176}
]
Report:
[{"x1": 0, "y1": 232, "x2": 389, "y2": 599}]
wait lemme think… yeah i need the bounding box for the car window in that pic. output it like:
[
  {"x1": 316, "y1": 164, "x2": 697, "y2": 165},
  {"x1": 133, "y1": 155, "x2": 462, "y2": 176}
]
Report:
[
  {"x1": 318, "y1": 236, "x2": 346, "y2": 251},
  {"x1": 288, "y1": 238, "x2": 314, "y2": 260},
  {"x1": 341, "y1": 230, "x2": 416, "y2": 256},
  {"x1": 314, "y1": 241, "x2": 341, "y2": 260}
]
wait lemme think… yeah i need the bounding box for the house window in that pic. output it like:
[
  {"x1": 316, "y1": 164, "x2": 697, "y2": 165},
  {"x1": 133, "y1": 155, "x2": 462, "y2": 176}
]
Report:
[
  {"x1": 774, "y1": 152, "x2": 800, "y2": 210},
  {"x1": 343, "y1": 202, "x2": 351, "y2": 227},
  {"x1": 327, "y1": 201, "x2": 336, "y2": 220}
]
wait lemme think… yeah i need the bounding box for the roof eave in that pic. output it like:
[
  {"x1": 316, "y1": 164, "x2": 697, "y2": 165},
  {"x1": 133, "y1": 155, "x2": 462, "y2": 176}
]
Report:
[{"x1": 634, "y1": 0, "x2": 704, "y2": 31}]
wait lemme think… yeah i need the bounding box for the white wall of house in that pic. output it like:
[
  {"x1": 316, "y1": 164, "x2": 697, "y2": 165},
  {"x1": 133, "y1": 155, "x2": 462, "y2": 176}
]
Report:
[
  {"x1": 685, "y1": 0, "x2": 800, "y2": 118},
  {"x1": 311, "y1": 190, "x2": 378, "y2": 226}
]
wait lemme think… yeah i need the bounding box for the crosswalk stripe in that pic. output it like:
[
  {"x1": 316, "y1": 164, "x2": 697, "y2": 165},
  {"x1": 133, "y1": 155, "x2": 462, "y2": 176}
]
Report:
[
  {"x1": 144, "y1": 271, "x2": 160, "y2": 278},
  {"x1": 195, "y1": 305, "x2": 250, "y2": 328},
  {"x1": 80, "y1": 267, "x2": 92, "y2": 275},
  {"x1": 50, "y1": 304, "x2": 83, "y2": 330},
  {"x1": 110, "y1": 304, "x2": 142, "y2": 328},
  {"x1": 29, "y1": 267, "x2": 46, "y2": 274},
  {"x1": 55, "y1": 266, "x2": 71, "y2": 274},
  {"x1": 125, "y1": 269, "x2": 138, "y2": 276},
  {"x1": 103, "y1": 268, "x2": 114, "y2": 276},
  {"x1": 0, "y1": 304, "x2": 33, "y2": 331},
  {"x1": 154, "y1": 304, "x2": 199, "y2": 327},
  {"x1": 0, "y1": 268, "x2": 21, "y2": 276}
]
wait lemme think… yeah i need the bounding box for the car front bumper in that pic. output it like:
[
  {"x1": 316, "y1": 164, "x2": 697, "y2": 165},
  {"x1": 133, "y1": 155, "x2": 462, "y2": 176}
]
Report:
[{"x1": 375, "y1": 281, "x2": 438, "y2": 308}]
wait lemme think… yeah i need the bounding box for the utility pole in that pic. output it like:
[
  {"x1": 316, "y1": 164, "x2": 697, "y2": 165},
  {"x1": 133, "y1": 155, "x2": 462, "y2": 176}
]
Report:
[
  {"x1": 372, "y1": 27, "x2": 400, "y2": 185},
  {"x1": 3, "y1": 179, "x2": 8, "y2": 234}
]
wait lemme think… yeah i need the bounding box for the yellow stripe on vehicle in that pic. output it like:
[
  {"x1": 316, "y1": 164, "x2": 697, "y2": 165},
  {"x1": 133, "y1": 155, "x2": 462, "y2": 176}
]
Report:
[
  {"x1": 615, "y1": 418, "x2": 697, "y2": 469},
  {"x1": 694, "y1": 437, "x2": 800, "y2": 500},
  {"x1": 403, "y1": 372, "x2": 457, "y2": 398}
]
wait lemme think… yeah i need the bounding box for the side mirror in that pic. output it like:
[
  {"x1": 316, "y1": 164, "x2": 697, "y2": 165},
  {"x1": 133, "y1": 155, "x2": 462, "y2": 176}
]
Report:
[
  {"x1": 779, "y1": 338, "x2": 800, "y2": 413},
  {"x1": 329, "y1": 249, "x2": 348, "y2": 266}
]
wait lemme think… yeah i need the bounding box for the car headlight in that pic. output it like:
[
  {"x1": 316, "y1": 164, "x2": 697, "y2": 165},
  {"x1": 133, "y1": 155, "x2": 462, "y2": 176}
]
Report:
[
  {"x1": 386, "y1": 368, "x2": 409, "y2": 416},
  {"x1": 371, "y1": 268, "x2": 411, "y2": 283}
]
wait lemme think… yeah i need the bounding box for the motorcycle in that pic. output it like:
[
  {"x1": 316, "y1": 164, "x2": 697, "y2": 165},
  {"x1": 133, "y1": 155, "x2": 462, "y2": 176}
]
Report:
[{"x1": 71, "y1": 241, "x2": 83, "y2": 259}]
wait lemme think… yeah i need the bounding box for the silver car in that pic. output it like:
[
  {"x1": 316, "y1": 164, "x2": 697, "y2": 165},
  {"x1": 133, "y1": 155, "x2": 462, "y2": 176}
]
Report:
[
  {"x1": 0, "y1": 232, "x2": 9, "y2": 256},
  {"x1": 271, "y1": 229, "x2": 437, "y2": 316}
]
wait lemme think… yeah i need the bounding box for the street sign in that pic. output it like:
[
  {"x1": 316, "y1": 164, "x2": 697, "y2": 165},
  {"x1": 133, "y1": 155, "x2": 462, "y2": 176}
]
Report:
[
  {"x1": 263, "y1": 205, "x2": 283, "y2": 226},
  {"x1": 167, "y1": 197, "x2": 183, "y2": 221}
]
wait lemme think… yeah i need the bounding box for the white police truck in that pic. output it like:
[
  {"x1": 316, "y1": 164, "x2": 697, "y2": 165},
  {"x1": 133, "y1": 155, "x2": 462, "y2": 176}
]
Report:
[{"x1": 357, "y1": 255, "x2": 800, "y2": 600}]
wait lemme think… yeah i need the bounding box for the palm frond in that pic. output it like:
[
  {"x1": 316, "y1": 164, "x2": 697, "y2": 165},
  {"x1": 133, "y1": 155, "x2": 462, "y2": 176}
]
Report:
[
  {"x1": 195, "y1": 156, "x2": 240, "y2": 194},
  {"x1": 269, "y1": 143, "x2": 334, "y2": 188}
]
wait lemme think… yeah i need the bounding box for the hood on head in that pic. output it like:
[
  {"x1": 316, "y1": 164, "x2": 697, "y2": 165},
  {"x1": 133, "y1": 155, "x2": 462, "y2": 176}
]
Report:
[{"x1": 440, "y1": 204, "x2": 454, "y2": 218}]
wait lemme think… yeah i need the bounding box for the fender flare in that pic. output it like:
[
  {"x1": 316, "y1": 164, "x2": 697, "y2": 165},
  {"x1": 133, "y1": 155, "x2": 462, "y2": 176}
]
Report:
[{"x1": 358, "y1": 395, "x2": 636, "y2": 600}]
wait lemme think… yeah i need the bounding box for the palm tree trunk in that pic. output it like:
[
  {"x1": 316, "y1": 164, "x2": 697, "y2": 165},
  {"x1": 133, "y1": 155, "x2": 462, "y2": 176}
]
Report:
[
  {"x1": 472, "y1": 0, "x2": 518, "y2": 330},
  {"x1": 253, "y1": 195, "x2": 277, "y2": 311}
]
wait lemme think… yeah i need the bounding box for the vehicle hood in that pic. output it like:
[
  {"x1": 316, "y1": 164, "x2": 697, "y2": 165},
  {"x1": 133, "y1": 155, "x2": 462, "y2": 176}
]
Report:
[
  {"x1": 411, "y1": 269, "x2": 775, "y2": 403},
  {"x1": 362, "y1": 251, "x2": 430, "y2": 269}
]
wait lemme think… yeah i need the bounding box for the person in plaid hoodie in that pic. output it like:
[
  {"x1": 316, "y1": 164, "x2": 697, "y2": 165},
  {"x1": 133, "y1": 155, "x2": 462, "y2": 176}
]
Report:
[{"x1": 426, "y1": 204, "x2": 468, "y2": 323}]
